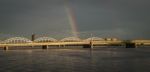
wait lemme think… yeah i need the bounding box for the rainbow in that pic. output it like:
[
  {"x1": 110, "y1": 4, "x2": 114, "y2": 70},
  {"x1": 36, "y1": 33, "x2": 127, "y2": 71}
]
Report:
[{"x1": 64, "y1": 0, "x2": 78, "y2": 37}]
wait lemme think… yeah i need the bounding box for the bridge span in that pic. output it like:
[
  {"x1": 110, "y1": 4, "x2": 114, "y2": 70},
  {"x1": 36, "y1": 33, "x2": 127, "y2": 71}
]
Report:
[
  {"x1": 0, "y1": 36, "x2": 149, "y2": 50},
  {"x1": 0, "y1": 41, "x2": 122, "y2": 50}
]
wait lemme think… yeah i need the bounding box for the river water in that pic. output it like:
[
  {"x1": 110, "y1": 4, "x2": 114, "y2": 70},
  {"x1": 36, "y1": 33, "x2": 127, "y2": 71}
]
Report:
[{"x1": 0, "y1": 48, "x2": 150, "y2": 72}]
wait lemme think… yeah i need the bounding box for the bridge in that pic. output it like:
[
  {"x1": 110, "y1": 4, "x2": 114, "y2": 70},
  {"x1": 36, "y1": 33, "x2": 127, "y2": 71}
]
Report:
[{"x1": 0, "y1": 36, "x2": 150, "y2": 50}]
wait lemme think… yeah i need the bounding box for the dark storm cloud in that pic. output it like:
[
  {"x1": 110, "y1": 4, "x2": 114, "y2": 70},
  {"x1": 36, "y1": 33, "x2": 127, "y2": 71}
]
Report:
[
  {"x1": 0, "y1": 0, "x2": 150, "y2": 39},
  {"x1": 72, "y1": 0, "x2": 150, "y2": 39},
  {"x1": 0, "y1": 0, "x2": 70, "y2": 35}
]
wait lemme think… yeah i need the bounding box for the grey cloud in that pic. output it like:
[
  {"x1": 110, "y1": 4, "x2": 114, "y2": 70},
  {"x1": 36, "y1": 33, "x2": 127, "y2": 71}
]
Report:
[{"x1": 0, "y1": 0, "x2": 149, "y2": 39}]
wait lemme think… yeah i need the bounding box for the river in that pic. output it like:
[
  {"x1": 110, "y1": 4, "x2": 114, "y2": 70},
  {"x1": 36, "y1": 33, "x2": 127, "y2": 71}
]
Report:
[{"x1": 0, "y1": 48, "x2": 150, "y2": 72}]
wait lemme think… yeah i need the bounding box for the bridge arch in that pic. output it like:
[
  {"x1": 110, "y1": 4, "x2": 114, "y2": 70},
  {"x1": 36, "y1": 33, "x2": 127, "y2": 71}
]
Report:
[
  {"x1": 34, "y1": 37, "x2": 57, "y2": 42},
  {"x1": 61, "y1": 37, "x2": 81, "y2": 42},
  {"x1": 105, "y1": 38, "x2": 118, "y2": 41},
  {"x1": 85, "y1": 37, "x2": 104, "y2": 41},
  {"x1": 3, "y1": 37, "x2": 32, "y2": 44}
]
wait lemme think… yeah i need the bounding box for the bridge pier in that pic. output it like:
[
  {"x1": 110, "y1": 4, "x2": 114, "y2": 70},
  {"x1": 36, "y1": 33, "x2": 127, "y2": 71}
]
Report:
[
  {"x1": 62, "y1": 45, "x2": 66, "y2": 48},
  {"x1": 90, "y1": 41, "x2": 94, "y2": 49},
  {"x1": 42, "y1": 45, "x2": 49, "y2": 49},
  {"x1": 31, "y1": 45, "x2": 34, "y2": 48},
  {"x1": 4, "y1": 46, "x2": 9, "y2": 50},
  {"x1": 58, "y1": 45, "x2": 60, "y2": 48},
  {"x1": 83, "y1": 45, "x2": 90, "y2": 48},
  {"x1": 83, "y1": 42, "x2": 94, "y2": 49},
  {"x1": 125, "y1": 42, "x2": 136, "y2": 48}
]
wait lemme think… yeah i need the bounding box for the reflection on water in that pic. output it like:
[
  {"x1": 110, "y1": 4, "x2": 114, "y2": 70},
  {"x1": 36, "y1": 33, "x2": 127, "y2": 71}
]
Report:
[{"x1": 0, "y1": 48, "x2": 150, "y2": 72}]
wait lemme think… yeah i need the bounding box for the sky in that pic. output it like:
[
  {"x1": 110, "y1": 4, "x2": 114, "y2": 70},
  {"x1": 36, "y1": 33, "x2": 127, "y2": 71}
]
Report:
[{"x1": 0, "y1": 0, "x2": 150, "y2": 39}]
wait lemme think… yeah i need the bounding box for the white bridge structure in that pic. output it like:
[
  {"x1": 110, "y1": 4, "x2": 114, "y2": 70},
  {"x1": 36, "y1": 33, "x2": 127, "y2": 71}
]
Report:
[{"x1": 0, "y1": 36, "x2": 149, "y2": 50}]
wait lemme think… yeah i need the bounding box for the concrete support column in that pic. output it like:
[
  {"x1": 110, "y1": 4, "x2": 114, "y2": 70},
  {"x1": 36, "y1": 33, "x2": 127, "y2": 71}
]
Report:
[
  {"x1": 90, "y1": 41, "x2": 94, "y2": 49},
  {"x1": 42, "y1": 45, "x2": 48, "y2": 49},
  {"x1": 83, "y1": 45, "x2": 90, "y2": 48},
  {"x1": 125, "y1": 43, "x2": 136, "y2": 48},
  {"x1": 135, "y1": 43, "x2": 137, "y2": 48},
  {"x1": 31, "y1": 45, "x2": 34, "y2": 48},
  {"x1": 62, "y1": 45, "x2": 66, "y2": 48},
  {"x1": 4, "y1": 46, "x2": 9, "y2": 50},
  {"x1": 58, "y1": 45, "x2": 61, "y2": 48}
]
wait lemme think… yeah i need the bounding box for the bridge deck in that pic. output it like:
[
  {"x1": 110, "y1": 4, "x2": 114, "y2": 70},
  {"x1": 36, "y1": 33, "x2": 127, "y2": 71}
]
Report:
[{"x1": 0, "y1": 40, "x2": 150, "y2": 48}]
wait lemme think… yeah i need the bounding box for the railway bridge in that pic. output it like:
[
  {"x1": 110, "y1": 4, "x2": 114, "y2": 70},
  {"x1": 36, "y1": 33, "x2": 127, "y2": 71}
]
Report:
[{"x1": 0, "y1": 37, "x2": 149, "y2": 50}]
